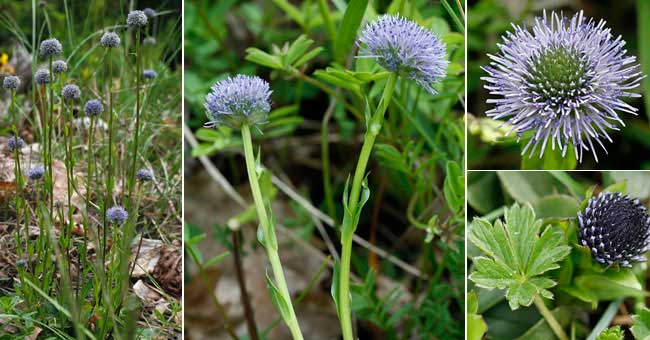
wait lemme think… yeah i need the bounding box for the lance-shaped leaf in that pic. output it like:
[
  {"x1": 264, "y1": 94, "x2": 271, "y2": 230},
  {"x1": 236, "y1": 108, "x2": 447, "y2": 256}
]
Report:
[{"x1": 469, "y1": 203, "x2": 571, "y2": 310}]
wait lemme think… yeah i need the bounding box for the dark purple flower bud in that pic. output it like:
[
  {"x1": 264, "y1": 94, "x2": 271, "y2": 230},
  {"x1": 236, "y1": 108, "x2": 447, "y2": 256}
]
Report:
[
  {"x1": 61, "y1": 84, "x2": 81, "y2": 100},
  {"x1": 578, "y1": 192, "x2": 650, "y2": 267},
  {"x1": 107, "y1": 206, "x2": 128, "y2": 225},
  {"x1": 127, "y1": 10, "x2": 148, "y2": 28},
  {"x1": 204, "y1": 74, "x2": 271, "y2": 129},
  {"x1": 143, "y1": 69, "x2": 157, "y2": 79},
  {"x1": 35, "y1": 69, "x2": 51, "y2": 85},
  {"x1": 101, "y1": 32, "x2": 121, "y2": 48},
  {"x1": 52, "y1": 60, "x2": 67, "y2": 74},
  {"x1": 3, "y1": 76, "x2": 20, "y2": 90},
  {"x1": 28, "y1": 165, "x2": 45, "y2": 180},
  {"x1": 7, "y1": 136, "x2": 24, "y2": 151},
  {"x1": 40, "y1": 38, "x2": 62, "y2": 57},
  {"x1": 136, "y1": 168, "x2": 154, "y2": 182},
  {"x1": 482, "y1": 11, "x2": 644, "y2": 162},
  {"x1": 84, "y1": 99, "x2": 104, "y2": 116}
]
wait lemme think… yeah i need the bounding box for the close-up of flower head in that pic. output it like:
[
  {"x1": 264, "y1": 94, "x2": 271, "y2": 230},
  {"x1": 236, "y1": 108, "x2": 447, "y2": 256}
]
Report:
[
  {"x1": 143, "y1": 69, "x2": 157, "y2": 79},
  {"x1": 357, "y1": 15, "x2": 449, "y2": 95},
  {"x1": 52, "y1": 59, "x2": 67, "y2": 74},
  {"x1": 204, "y1": 74, "x2": 272, "y2": 129},
  {"x1": 101, "y1": 31, "x2": 121, "y2": 48},
  {"x1": 482, "y1": 10, "x2": 644, "y2": 163},
  {"x1": 3, "y1": 75, "x2": 20, "y2": 90},
  {"x1": 40, "y1": 38, "x2": 62, "y2": 57},
  {"x1": 61, "y1": 84, "x2": 81, "y2": 100},
  {"x1": 127, "y1": 10, "x2": 148, "y2": 28},
  {"x1": 28, "y1": 165, "x2": 45, "y2": 180},
  {"x1": 7, "y1": 136, "x2": 24, "y2": 152},
  {"x1": 107, "y1": 206, "x2": 128, "y2": 225},
  {"x1": 578, "y1": 191, "x2": 650, "y2": 267},
  {"x1": 84, "y1": 99, "x2": 103, "y2": 116},
  {"x1": 136, "y1": 168, "x2": 154, "y2": 182},
  {"x1": 34, "y1": 69, "x2": 50, "y2": 85}
]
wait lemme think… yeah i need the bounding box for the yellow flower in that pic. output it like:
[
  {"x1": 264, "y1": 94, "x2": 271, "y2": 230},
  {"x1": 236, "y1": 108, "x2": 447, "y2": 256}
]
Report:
[{"x1": 0, "y1": 53, "x2": 14, "y2": 74}]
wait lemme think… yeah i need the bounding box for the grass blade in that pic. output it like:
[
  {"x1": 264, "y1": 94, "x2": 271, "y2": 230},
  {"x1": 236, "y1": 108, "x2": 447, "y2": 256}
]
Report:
[
  {"x1": 441, "y1": 0, "x2": 464, "y2": 33},
  {"x1": 333, "y1": 0, "x2": 369, "y2": 63}
]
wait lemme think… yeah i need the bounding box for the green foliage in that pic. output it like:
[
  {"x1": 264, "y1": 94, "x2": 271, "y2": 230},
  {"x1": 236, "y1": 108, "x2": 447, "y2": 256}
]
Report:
[
  {"x1": 467, "y1": 291, "x2": 487, "y2": 340},
  {"x1": 596, "y1": 326, "x2": 625, "y2": 340},
  {"x1": 632, "y1": 308, "x2": 650, "y2": 340},
  {"x1": 469, "y1": 203, "x2": 571, "y2": 309}
]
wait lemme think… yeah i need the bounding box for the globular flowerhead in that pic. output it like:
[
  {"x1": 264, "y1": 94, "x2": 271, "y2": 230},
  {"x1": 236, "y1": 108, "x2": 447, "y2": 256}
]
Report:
[
  {"x1": 40, "y1": 38, "x2": 62, "y2": 57},
  {"x1": 578, "y1": 192, "x2": 650, "y2": 267},
  {"x1": 482, "y1": 11, "x2": 644, "y2": 162},
  {"x1": 143, "y1": 69, "x2": 157, "y2": 79},
  {"x1": 28, "y1": 165, "x2": 45, "y2": 180},
  {"x1": 7, "y1": 136, "x2": 24, "y2": 152},
  {"x1": 143, "y1": 37, "x2": 156, "y2": 46},
  {"x1": 2, "y1": 76, "x2": 20, "y2": 90},
  {"x1": 35, "y1": 69, "x2": 51, "y2": 85},
  {"x1": 84, "y1": 99, "x2": 104, "y2": 116},
  {"x1": 101, "y1": 32, "x2": 121, "y2": 48},
  {"x1": 136, "y1": 168, "x2": 154, "y2": 182},
  {"x1": 107, "y1": 206, "x2": 128, "y2": 225},
  {"x1": 143, "y1": 8, "x2": 156, "y2": 18},
  {"x1": 52, "y1": 59, "x2": 67, "y2": 74},
  {"x1": 357, "y1": 15, "x2": 448, "y2": 94},
  {"x1": 127, "y1": 10, "x2": 148, "y2": 28},
  {"x1": 61, "y1": 84, "x2": 81, "y2": 100},
  {"x1": 204, "y1": 74, "x2": 272, "y2": 129}
]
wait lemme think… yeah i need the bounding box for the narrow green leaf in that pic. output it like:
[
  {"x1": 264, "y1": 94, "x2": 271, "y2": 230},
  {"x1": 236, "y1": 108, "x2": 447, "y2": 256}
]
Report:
[
  {"x1": 245, "y1": 47, "x2": 284, "y2": 69},
  {"x1": 631, "y1": 307, "x2": 650, "y2": 340},
  {"x1": 271, "y1": 0, "x2": 305, "y2": 26},
  {"x1": 266, "y1": 272, "x2": 292, "y2": 320},
  {"x1": 334, "y1": 0, "x2": 369, "y2": 62},
  {"x1": 331, "y1": 260, "x2": 341, "y2": 318},
  {"x1": 293, "y1": 46, "x2": 324, "y2": 68},
  {"x1": 440, "y1": 0, "x2": 464, "y2": 33},
  {"x1": 204, "y1": 252, "x2": 231, "y2": 268}
]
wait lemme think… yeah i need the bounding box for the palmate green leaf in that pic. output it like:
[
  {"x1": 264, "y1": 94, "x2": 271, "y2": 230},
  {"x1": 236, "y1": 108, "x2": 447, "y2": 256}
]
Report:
[
  {"x1": 469, "y1": 203, "x2": 571, "y2": 310},
  {"x1": 632, "y1": 308, "x2": 650, "y2": 340}
]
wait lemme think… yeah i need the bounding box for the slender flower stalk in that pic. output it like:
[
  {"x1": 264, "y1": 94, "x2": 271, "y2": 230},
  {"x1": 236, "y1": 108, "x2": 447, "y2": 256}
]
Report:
[
  {"x1": 205, "y1": 75, "x2": 304, "y2": 339},
  {"x1": 337, "y1": 15, "x2": 448, "y2": 340},
  {"x1": 40, "y1": 38, "x2": 62, "y2": 211},
  {"x1": 61, "y1": 84, "x2": 80, "y2": 261}
]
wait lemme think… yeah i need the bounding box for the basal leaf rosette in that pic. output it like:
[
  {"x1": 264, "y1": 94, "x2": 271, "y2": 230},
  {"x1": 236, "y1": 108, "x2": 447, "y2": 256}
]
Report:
[{"x1": 469, "y1": 203, "x2": 571, "y2": 309}]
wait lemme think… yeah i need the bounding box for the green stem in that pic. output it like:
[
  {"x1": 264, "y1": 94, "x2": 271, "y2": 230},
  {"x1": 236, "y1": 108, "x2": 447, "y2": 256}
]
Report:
[
  {"x1": 241, "y1": 125, "x2": 304, "y2": 340},
  {"x1": 338, "y1": 72, "x2": 397, "y2": 340},
  {"x1": 47, "y1": 57, "x2": 54, "y2": 211},
  {"x1": 103, "y1": 47, "x2": 114, "y2": 278},
  {"x1": 533, "y1": 294, "x2": 569, "y2": 340},
  {"x1": 128, "y1": 29, "x2": 142, "y2": 209}
]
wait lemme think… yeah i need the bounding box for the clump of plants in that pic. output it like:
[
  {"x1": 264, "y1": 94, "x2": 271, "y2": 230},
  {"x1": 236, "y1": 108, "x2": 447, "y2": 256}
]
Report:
[
  {"x1": 0, "y1": 3, "x2": 181, "y2": 338},
  {"x1": 468, "y1": 171, "x2": 650, "y2": 339},
  {"x1": 184, "y1": 0, "x2": 465, "y2": 339}
]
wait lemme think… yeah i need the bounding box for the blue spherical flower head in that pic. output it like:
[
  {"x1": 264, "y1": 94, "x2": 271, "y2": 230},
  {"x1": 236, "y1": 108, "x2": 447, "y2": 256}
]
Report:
[
  {"x1": 143, "y1": 8, "x2": 156, "y2": 18},
  {"x1": 127, "y1": 10, "x2": 148, "y2": 28},
  {"x1": 482, "y1": 10, "x2": 644, "y2": 163},
  {"x1": 84, "y1": 99, "x2": 104, "y2": 116},
  {"x1": 357, "y1": 15, "x2": 449, "y2": 94},
  {"x1": 40, "y1": 38, "x2": 62, "y2": 57},
  {"x1": 7, "y1": 136, "x2": 24, "y2": 152},
  {"x1": 3, "y1": 76, "x2": 20, "y2": 90},
  {"x1": 107, "y1": 206, "x2": 128, "y2": 225},
  {"x1": 53, "y1": 60, "x2": 67, "y2": 74},
  {"x1": 136, "y1": 168, "x2": 154, "y2": 182},
  {"x1": 204, "y1": 74, "x2": 272, "y2": 129},
  {"x1": 35, "y1": 69, "x2": 51, "y2": 85},
  {"x1": 143, "y1": 69, "x2": 157, "y2": 79},
  {"x1": 28, "y1": 165, "x2": 45, "y2": 180},
  {"x1": 101, "y1": 32, "x2": 121, "y2": 48},
  {"x1": 61, "y1": 84, "x2": 81, "y2": 100}
]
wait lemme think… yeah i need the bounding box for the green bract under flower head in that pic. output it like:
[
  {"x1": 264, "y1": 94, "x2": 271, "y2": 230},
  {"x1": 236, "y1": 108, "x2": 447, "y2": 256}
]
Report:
[{"x1": 204, "y1": 74, "x2": 272, "y2": 129}]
